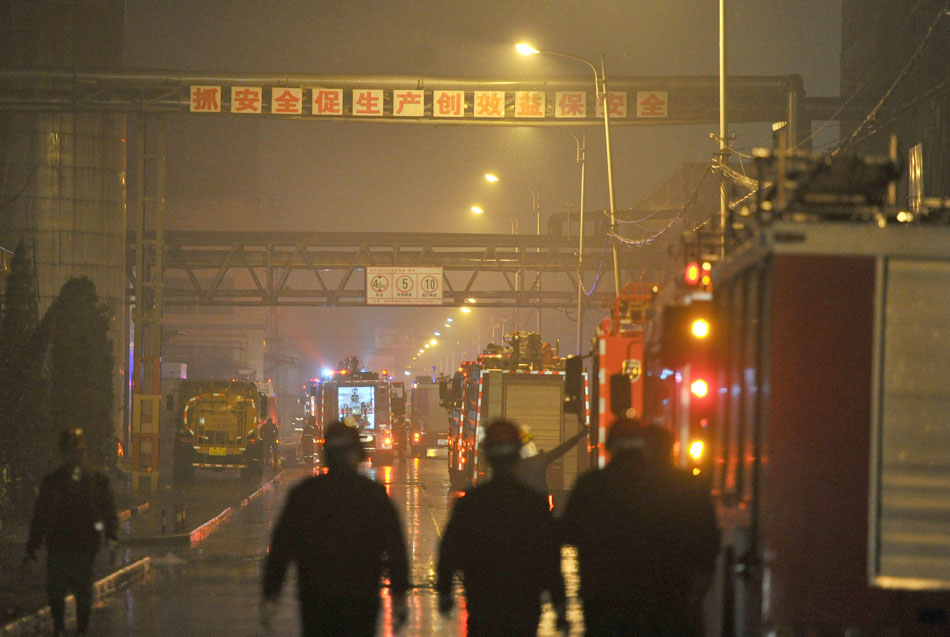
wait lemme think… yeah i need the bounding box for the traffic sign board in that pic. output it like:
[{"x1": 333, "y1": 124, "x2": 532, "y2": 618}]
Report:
[{"x1": 366, "y1": 267, "x2": 443, "y2": 305}]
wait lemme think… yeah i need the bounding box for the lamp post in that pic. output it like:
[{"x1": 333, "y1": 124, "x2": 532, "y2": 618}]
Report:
[
  {"x1": 517, "y1": 44, "x2": 622, "y2": 299},
  {"x1": 560, "y1": 130, "x2": 587, "y2": 355},
  {"x1": 484, "y1": 173, "x2": 541, "y2": 332},
  {"x1": 471, "y1": 205, "x2": 518, "y2": 234}
]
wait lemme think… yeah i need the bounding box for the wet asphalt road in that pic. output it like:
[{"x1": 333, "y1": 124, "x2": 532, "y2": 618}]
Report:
[{"x1": 88, "y1": 456, "x2": 584, "y2": 636}]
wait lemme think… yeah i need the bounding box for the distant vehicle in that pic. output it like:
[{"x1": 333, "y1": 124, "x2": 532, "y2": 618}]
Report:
[
  {"x1": 306, "y1": 360, "x2": 395, "y2": 465},
  {"x1": 170, "y1": 379, "x2": 277, "y2": 482},
  {"x1": 443, "y1": 332, "x2": 589, "y2": 506},
  {"x1": 407, "y1": 378, "x2": 450, "y2": 457}
]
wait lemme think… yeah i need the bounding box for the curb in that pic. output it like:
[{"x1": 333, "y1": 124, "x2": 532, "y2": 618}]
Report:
[
  {"x1": 0, "y1": 557, "x2": 151, "y2": 636},
  {"x1": 120, "y1": 471, "x2": 284, "y2": 546},
  {"x1": 117, "y1": 501, "x2": 150, "y2": 522},
  {"x1": 240, "y1": 471, "x2": 283, "y2": 508}
]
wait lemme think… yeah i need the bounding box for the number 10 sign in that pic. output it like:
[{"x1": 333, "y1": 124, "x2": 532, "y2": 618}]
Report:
[{"x1": 366, "y1": 267, "x2": 444, "y2": 306}]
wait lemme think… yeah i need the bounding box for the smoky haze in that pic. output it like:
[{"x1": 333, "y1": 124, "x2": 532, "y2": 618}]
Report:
[{"x1": 121, "y1": 0, "x2": 841, "y2": 381}]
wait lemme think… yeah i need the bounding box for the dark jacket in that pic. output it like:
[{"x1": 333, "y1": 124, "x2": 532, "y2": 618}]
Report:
[
  {"x1": 437, "y1": 473, "x2": 566, "y2": 628},
  {"x1": 26, "y1": 464, "x2": 118, "y2": 555},
  {"x1": 262, "y1": 466, "x2": 409, "y2": 602},
  {"x1": 561, "y1": 454, "x2": 719, "y2": 610}
]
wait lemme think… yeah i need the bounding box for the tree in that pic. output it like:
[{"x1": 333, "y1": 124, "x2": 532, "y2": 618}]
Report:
[
  {"x1": 0, "y1": 241, "x2": 41, "y2": 518},
  {"x1": 0, "y1": 242, "x2": 39, "y2": 465},
  {"x1": 44, "y1": 277, "x2": 114, "y2": 469}
]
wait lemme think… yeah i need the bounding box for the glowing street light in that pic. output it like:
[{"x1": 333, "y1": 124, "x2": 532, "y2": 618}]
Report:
[
  {"x1": 429, "y1": 338, "x2": 438, "y2": 346},
  {"x1": 483, "y1": 173, "x2": 539, "y2": 235},
  {"x1": 471, "y1": 203, "x2": 517, "y2": 234},
  {"x1": 460, "y1": 306, "x2": 472, "y2": 314}
]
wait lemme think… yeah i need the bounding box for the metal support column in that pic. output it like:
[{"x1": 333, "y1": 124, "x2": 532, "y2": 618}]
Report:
[{"x1": 132, "y1": 116, "x2": 165, "y2": 492}]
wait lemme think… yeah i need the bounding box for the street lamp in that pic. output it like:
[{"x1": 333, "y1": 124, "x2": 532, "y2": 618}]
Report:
[
  {"x1": 484, "y1": 172, "x2": 541, "y2": 332},
  {"x1": 483, "y1": 173, "x2": 540, "y2": 236},
  {"x1": 471, "y1": 204, "x2": 518, "y2": 234},
  {"x1": 517, "y1": 43, "x2": 622, "y2": 299}
]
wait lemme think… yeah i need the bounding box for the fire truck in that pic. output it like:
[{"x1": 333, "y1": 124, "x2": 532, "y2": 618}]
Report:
[
  {"x1": 658, "y1": 148, "x2": 950, "y2": 635},
  {"x1": 443, "y1": 332, "x2": 589, "y2": 504},
  {"x1": 586, "y1": 147, "x2": 950, "y2": 634},
  {"x1": 306, "y1": 360, "x2": 395, "y2": 465},
  {"x1": 171, "y1": 379, "x2": 276, "y2": 482},
  {"x1": 407, "y1": 376, "x2": 450, "y2": 457}
]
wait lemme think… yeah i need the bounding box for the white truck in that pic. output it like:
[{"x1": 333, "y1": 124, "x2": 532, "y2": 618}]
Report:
[{"x1": 445, "y1": 363, "x2": 589, "y2": 505}]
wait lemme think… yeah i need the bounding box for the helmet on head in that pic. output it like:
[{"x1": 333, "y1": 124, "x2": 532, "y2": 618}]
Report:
[
  {"x1": 323, "y1": 419, "x2": 365, "y2": 459},
  {"x1": 605, "y1": 417, "x2": 645, "y2": 454},
  {"x1": 59, "y1": 427, "x2": 85, "y2": 454},
  {"x1": 482, "y1": 419, "x2": 522, "y2": 462}
]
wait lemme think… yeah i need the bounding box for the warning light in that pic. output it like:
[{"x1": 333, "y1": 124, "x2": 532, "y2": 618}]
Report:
[
  {"x1": 690, "y1": 379, "x2": 709, "y2": 398},
  {"x1": 685, "y1": 262, "x2": 701, "y2": 286},
  {"x1": 691, "y1": 318, "x2": 710, "y2": 339}
]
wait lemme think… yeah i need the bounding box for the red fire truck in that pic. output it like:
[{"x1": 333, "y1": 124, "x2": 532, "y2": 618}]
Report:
[
  {"x1": 306, "y1": 361, "x2": 395, "y2": 465},
  {"x1": 594, "y1": 149, "x2": 950, "y2": 634},
  {"x1": 709, "y1": 151, "x2": 950, "y2": 634}
]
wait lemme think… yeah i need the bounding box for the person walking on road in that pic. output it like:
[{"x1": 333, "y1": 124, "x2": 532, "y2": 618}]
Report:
[
  {"x1": 262, "y1": 420, "x2": 410, "y2": 636},
  {"x1": 25, "y1": 427, "x2": 119, "y2": 637},
  {"x1": 560, "y1": 418, "x2": 720, "y2": 635},
  {"x1": 437, "y1": 418, "x2": 569, "y2": 636},
  {"x1": 515, "y1": 424, "x2": 589, "y2": 496}
]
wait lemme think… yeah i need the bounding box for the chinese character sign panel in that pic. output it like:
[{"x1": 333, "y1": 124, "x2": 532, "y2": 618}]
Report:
[
  {"x1": 312, "y1": 88, "x2": 344, "y2": 115},
  {"x1": 190, "y1": 86, "x2": 221, "y2": 112},
  {"x1": 271, "y1": 88, "x2": 303, "y2": 115},
  {"x1": 366, "y1": 267, "x2": 443, "y2": 306},
  {"x1": 231, "y1": 87, "x2": 262, "y2": 114},
  {"x1": 636, "y1": 91, "x2": 668, "y2": 118}
]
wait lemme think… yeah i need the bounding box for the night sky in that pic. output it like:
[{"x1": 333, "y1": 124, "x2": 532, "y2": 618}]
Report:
[{"x1": 121, "y1": 0, "x2": 841, "y2": 380}]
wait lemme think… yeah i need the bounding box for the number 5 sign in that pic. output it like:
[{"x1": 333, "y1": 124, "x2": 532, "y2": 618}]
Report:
[{"x1": 366, "y1": 267, "x2": 444, "y2": 306}]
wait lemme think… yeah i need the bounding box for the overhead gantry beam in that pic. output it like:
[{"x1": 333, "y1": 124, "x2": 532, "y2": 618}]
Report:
[
  {"x1": 127, "y1": 230, "x2": 665, "y2": 308},
  {"x1": 0, "y1": 68, "x2": 856, "y2": 127}
]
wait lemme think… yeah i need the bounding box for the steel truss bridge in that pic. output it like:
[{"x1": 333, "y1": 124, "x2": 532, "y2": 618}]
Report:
[{"x1": 127, "y1": 230, "x2": 653, "y2": 308}]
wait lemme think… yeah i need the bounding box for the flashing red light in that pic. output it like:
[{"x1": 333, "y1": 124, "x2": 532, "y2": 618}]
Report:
[
  {"x1": 685, "y1": 262, "x2": 701, "y2": 286},
  {"x1": 690, "y1": 379, "x2": 709, "y2": 398}
]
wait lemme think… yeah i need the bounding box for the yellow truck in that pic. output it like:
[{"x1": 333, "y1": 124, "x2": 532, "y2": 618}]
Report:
[{"x1": 172, "y1": 380, "x2": 276, "y2": 482}]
